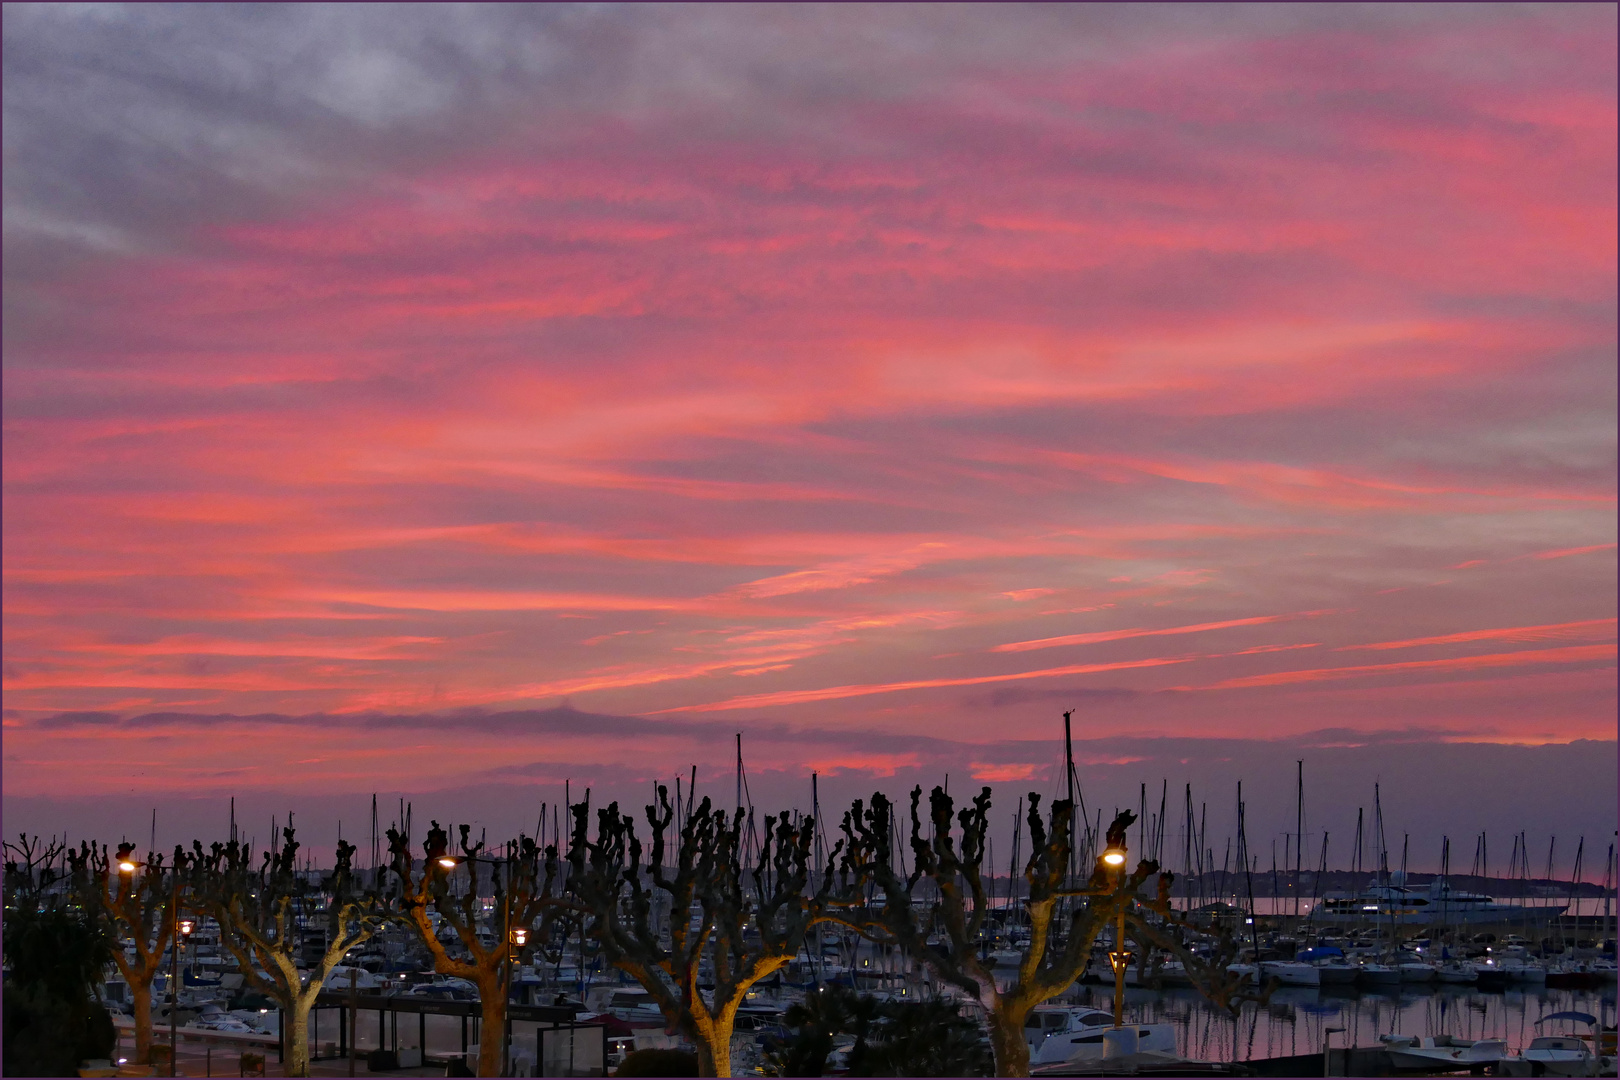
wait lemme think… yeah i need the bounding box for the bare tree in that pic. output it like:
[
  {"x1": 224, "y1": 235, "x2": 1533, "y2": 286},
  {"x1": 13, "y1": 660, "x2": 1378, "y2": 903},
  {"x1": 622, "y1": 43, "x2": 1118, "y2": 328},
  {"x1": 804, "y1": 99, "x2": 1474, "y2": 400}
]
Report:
[
  {"x1": 3, "y1": 833, "x2": 68, "y2": 906},
  {"x1": 192, "y1": 825, "x2": 384, "y2": 1077},
  {"x1": 1128, "y1": 876, "x2": 1264, "y2": 1015},
  {"x1": 384, "y1": 821, "x2": 562, "y2": 1078},
  {"x1": 832, "y1": 787, "x2": 1166, "y2": 1078},
  {"x1": 66, "y1": 842, "x2": 189, "y2": 1065},
  {"x1": 561, "y1": 787, "x2": 836, "y2": 1077}
]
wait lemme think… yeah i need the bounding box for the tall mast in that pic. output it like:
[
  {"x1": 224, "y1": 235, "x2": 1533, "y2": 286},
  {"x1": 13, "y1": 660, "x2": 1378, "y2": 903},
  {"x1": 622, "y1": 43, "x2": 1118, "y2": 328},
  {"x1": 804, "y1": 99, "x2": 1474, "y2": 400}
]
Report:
[
  {"x1": 1294, "y1": 761, "x2": 1303, "y2": 919},
  {"x1": 1373, "y1": 782, "x2": 1388, "y2": 885},
  {"x1": 1183, "y1": 784, "x2": 1195, "y2": 910},
  {"x1": 1353, "y1": 808, "x2": 1364, "y2": 880},
  {"x1": 812, "y1": 772, "x2": 824, "y2": 870},
  {"x1": 1063, "y1": 710, "x2": 1077, "y2": 882},
  {"x1": 1156, "y1": 779, "x2": 1168, "y2": 865}
]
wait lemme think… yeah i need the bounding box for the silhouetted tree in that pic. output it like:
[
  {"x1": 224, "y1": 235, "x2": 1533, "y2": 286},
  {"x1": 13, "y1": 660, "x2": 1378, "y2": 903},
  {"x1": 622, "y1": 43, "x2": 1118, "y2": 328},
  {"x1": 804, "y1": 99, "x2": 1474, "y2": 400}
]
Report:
[
  {"x1": 193, "y1": 824, "x2": 384, "y2": 1077},
  {"x1": 562, "y1": 786, "x2": 840, "y2": 1077},
  {"x1": 1128, "y1": 873, "x2": 1262, "y2": 1014},
  {"x1": 66, "y1": 841, "x2": 190, "y2": 1065},
  {"x1": 832, "y1": 788, "x2": 1162, "y2": 1077},
  {"x1": 4, "y1": 834, "x2": 117, "y2": 1076},
  {"x1": 385, "y1": 821, "x2": 563, "y2": 1078}
]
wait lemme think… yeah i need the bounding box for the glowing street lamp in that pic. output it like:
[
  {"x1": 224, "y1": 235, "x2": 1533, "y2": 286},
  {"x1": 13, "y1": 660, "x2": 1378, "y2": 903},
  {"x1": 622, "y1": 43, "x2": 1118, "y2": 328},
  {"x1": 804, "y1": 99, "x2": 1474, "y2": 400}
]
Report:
[
  {"x1": 1101, "y1": 843, "x2": 1129, "y2": 1029},
  {"x1": 169, "y1": 904, "x2": 195, "y2": 1077}
]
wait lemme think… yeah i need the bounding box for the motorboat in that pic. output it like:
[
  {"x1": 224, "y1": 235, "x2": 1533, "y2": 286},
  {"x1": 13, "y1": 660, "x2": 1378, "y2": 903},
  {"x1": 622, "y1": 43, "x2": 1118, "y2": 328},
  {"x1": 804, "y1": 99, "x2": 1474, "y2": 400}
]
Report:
[
  {"x1": 1260, "y1": 961, "x2": 1321, "y2": 987},
  {"x1": 1379, "y1": 1034, "x2": 1506, "y2": 1071},
  {"x1": 1227, "y1": 961, "x2": 1320, "y2": 988},
  {"x1": 1024, "y1": 1005, "x2": 1177, "y2": 1066},
  {"x1": 325, "y1": 965, "x2": 386, "y2": 991},
  {"x1": 1398, "y1": 963, "x2": 1436, "y2": 982},
  {"x1": 1298, "y1": 946, "x2": 1358, "y2": 985},
  {"x1": 1355, "y1": 961, "x2": 1402, "y2": 987},
  {"x1": 1434, "y1": 960, "x2": 1476, "y2": 984},
  {"x1": 1496, "y1": 1013, "x2": 1612, "y2": 1078},
  {"x1": 1313, "y1": 877, "x2": 1565, "y2": 924},
  {"x1": 1496, "y1": 1036, "x2": 1602, "y2": 1077}
]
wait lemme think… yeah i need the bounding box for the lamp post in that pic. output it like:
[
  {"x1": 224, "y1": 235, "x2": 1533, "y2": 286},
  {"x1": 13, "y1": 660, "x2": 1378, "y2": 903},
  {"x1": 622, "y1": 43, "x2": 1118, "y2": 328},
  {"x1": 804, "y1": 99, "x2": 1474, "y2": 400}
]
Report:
[
  {"x1": 170, "y1": 915, "x2": 194, "y2": 1078},
  {"x1": 116, "y1": 856, "x2": 145, "y2": 1070},
  {"x1": 507, "y1": 925, "x2": 528, "y2": 1076},
  {"x1": 1102, "y1": 843, "x2": 1129, "y2": 1029}
]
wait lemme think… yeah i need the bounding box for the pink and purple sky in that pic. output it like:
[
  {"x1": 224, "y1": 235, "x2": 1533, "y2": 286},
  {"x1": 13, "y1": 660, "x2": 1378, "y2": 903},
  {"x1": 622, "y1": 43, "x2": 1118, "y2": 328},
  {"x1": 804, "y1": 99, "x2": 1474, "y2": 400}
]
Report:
[{"x1": 3, "y1": 5, "x2": 1615, "y2": 870}]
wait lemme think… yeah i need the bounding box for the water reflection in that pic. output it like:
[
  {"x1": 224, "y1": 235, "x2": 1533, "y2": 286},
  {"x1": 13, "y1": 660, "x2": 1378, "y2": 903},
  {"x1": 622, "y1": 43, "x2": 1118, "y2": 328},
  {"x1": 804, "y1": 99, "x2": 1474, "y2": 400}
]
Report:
[{"x1": 1058, "y1": 982, "x2": 1617, "y2": 1063}]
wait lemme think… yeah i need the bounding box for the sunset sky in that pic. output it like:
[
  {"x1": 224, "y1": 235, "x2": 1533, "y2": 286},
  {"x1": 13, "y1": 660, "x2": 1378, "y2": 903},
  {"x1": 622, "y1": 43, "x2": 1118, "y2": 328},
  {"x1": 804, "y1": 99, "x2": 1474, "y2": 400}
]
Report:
[{"x1": 4, "y1": 5, "x2": 1615, "y2": 869}]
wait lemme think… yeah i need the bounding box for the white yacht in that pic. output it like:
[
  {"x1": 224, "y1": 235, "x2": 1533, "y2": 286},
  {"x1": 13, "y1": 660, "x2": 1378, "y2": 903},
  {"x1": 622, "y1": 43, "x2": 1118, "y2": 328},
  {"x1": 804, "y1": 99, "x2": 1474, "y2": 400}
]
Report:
[
  {"x1": 1226, "y1": 961, "x2": 1320, "y2": 987},
  {"x1": 1314, "y1": 878, "x2": 1564, "y2": 925},
  {"x1": 1379, "y1": 1034, "x2": 1507, "y2": 1071},
  {"x1": 1024, "y1": 1005, "x2": 1177, "y2": 1066},
  {"x1": 1297, "y1": 945, "x2": 1358, "y2": 985},
  {"x1": 1497, "y1": 1036, "x2": 1603, "y2": 1077}
]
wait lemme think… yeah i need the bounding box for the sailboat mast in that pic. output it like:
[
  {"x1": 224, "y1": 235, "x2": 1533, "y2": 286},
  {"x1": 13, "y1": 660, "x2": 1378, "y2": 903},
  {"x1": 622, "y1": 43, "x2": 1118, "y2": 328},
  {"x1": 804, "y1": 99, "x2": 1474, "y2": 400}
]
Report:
[
  {"x1": 1063, "y1": 710, "x2": 1077, "y2": 882},
  {"x1": 1294, "y1": 760, "x2": 1303, "y2": 920}
]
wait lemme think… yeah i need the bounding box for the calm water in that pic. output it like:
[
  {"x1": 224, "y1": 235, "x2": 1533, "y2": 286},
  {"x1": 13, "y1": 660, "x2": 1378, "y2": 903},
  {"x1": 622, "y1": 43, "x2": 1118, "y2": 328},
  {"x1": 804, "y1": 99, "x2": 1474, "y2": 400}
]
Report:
[{"x1": 1059, "y1": 982, "x2": 1617, "y2": 1063}]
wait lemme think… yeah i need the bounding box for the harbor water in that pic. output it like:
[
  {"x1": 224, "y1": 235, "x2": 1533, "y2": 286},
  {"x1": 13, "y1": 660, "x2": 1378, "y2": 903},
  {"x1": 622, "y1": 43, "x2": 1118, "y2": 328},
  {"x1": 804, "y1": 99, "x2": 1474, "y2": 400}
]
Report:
[{"x1": 1059, "y1": 981, "x2": 1617, "y2": 1064}]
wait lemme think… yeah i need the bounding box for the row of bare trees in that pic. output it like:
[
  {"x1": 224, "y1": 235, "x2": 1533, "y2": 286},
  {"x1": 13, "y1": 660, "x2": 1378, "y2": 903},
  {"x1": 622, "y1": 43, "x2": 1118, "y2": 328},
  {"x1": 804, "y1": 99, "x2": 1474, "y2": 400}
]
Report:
[{"x1": 10, "y1": 782, "x2": 1262, "y2": 1078}]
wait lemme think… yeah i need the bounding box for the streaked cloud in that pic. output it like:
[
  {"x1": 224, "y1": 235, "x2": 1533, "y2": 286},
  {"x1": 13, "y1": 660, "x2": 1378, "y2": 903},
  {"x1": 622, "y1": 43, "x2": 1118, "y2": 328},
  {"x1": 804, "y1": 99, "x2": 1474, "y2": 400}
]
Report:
[
  {"x1": 1, "y1": 4, "x2": 1613, "y2": 819},
  {"x1": 991, "y1": 610, "x2": 1336, "y2": 654}
]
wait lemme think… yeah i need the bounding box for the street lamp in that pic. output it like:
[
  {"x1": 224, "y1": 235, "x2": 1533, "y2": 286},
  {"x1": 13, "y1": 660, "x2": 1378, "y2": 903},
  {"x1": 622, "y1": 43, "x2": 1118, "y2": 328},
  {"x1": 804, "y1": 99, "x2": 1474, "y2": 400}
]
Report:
[
  {"x1": 507, "y1": 925, "x2": 529, "y2": 1074},
  {"x1": 170, "y1": 911, "x2": 194, "y2": 1077},
  {"x1": 1101, "y1": 843, "x2": 1129, "y2": 1029}
]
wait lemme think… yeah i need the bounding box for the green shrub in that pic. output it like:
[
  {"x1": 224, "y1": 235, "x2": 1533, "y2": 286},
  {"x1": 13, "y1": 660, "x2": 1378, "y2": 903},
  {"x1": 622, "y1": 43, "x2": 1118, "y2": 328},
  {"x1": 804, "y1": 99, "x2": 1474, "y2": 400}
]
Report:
[{"x1": 614, "y1": 1047, "x2": 701, "y2": 1076}]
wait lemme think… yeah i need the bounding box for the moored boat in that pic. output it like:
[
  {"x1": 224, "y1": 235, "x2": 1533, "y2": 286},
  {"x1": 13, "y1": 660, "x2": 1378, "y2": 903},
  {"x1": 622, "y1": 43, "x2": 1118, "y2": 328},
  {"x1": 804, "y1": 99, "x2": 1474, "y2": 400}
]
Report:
[
  {"x1": 1024, "y1": 1005, "x2": 1177, "y2": 1066},
  {"x1": 1379, "y1": 1034, "x2": 1506, "y2": 1071}
]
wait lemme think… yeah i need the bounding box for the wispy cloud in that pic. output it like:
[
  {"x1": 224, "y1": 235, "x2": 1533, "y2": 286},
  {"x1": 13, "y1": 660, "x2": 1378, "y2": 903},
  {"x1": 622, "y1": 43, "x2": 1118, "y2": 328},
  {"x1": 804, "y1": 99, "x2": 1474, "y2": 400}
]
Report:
[
  {"x1": 1339, "y1": 618, "x2": 1616, "y2": 652},
  {"x1": 991, "y1": 610, "x2": 1335, "y2": 653},
  {"x1": 1184, "y1": 644, "x2": 1617, "y2": 691},
  {"x1": 1, "y1": 4, "x2": 1612, "y2": 795}
]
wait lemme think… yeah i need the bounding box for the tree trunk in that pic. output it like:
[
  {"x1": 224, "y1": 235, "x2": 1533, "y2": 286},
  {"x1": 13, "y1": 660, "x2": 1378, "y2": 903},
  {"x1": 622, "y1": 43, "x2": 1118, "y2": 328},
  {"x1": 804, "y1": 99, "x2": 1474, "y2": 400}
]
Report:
[
  {"x1": 283, "y1": 995, "x2": 312, "y2": 1078},
  {"x1": 695, "y1": 1032, "x2": 729, "y2": 1079},
  {"x1": 131, "y1": 980, "x2": 154, "y2": 1064},
  {"x1": 475, "y1": 972, "x2": 506, "y2": 1077},
  {"x1": 987, "y1": 1006, "x2": 1033, "y2": 1078},
  {"x1": 693, "y1": 1000, "x2": 738, "y2": 1078}
]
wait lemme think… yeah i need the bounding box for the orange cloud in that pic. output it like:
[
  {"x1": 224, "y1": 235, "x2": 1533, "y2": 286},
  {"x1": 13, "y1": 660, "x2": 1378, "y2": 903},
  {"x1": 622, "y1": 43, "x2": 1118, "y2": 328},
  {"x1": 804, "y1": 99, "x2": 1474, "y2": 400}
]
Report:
[
  {"x1": 1526, "y1": 543, "x2": 1618, "y2": 561},
  {"x1": 1340, "y1": 618, "x2": 1616, "y2": 652},
  {"x1": 969, "y1": 762, "x2": 1042, "y2": 782},
  {"x1": 992, "y1": 610, "x2": 1335, "y2": 653},
  {"x1": 652, "y1": 652, "x2": 1212, "y2": 713},
  {"x1": 1186, "y1": 644, "x2": 1617, "y2": 691}
]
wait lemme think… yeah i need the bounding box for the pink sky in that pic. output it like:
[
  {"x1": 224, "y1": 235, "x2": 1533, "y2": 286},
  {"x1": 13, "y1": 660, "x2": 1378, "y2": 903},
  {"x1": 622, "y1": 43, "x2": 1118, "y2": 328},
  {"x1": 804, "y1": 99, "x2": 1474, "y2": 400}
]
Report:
[{"x1": 2, "y1": 6, "x2": 1615, "y2": 862}]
